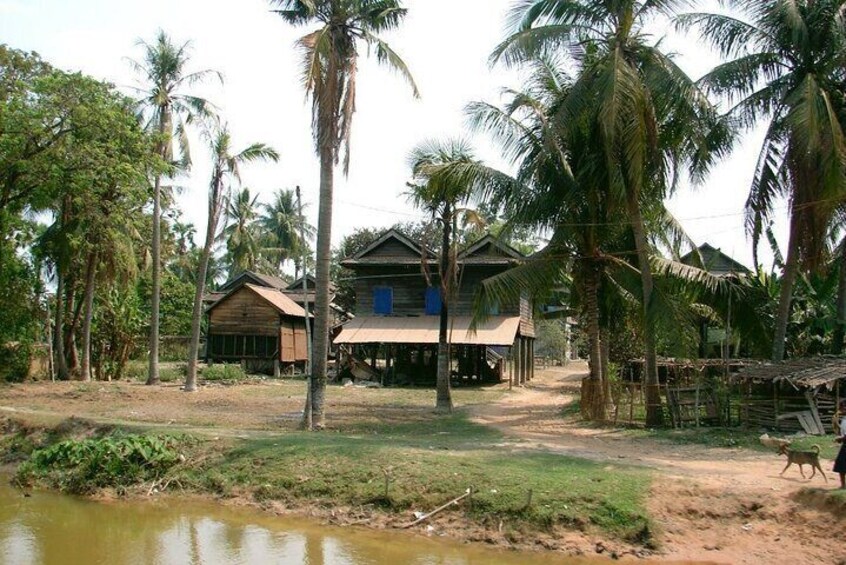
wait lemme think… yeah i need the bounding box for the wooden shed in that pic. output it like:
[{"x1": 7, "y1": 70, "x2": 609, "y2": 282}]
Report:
[
  {"x1": 206, "y1": 283, "x2": 309, "y2": 372},
  {"x1": 737, "y1": 356, "x2": 844, "y2": 435}
]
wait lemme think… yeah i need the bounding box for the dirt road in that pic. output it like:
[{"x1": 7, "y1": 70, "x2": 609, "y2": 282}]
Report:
[{"x1": 470, "y1": 363, "x2": 846, "y2": 565}]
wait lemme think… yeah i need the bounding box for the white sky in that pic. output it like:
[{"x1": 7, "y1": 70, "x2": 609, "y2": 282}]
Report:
[{"x1": 0, "y1": 0, "x2": 781, "y2": 270}]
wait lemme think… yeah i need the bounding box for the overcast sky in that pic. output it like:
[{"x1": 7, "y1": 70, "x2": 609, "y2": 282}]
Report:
[{"x1": 0, "y1": 0, "x2": 779, "y2": 270}]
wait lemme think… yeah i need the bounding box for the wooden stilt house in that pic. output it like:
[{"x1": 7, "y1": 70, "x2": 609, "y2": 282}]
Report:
[{"x1": 333, "y1": 229, "x2": 535, "y2": 386}]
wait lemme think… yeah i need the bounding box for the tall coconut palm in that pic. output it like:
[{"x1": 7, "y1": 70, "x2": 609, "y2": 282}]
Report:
[
  {"x1": 260, "y1": 188, "x2": 315, "y2": 277},
  {"x1": 494, "y1": 0, "x2": 727, "y2": 426},
  {"x1": 269, "y1": 0, "x2": 419, "y2": 429},
  {"x1": 222, "y1": 187, "x2": 262, "y2": 277},
  {"x1": 129, "y1": 30, "x2": 220, "y2": 386},
  {"x1": 679, "y1": 0, "x2": 846, "y2": 362},
  {"x1": 185, "y1": 125, "x2": 279, "y2": 392},
  {"x1": 408, "y1": 139, "x2": 486, "y2": 413}
]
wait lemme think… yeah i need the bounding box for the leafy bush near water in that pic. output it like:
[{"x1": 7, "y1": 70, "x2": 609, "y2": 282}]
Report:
[{"x1": 18, "y1": 434, "x2": 185, "y2": 494}]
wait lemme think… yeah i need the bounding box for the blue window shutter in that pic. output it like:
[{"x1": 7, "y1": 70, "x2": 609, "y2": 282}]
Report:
[
  {"x1": 373, "y1": 287, "x2": 393, "y2": 315},
  {"x1": 425, "y1": 287, "x2": 442, "y2": 315},
  {"x1": 489, "y1": 301, "x2": 500, "y2": 316}
]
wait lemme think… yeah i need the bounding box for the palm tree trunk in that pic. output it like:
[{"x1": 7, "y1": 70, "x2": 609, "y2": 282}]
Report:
[
  {"x1": 185, "y1": 199, "x2": 219, "y2": 392},
  {"x1": 436, "y1": 206, "x2": 454, "y2": 412},
  {"x1": 833, "y1": 240, "x2": 846, "y2": 355},
  {"x1": 65, "y1": 275, "x2": 80, "y2": 376},
  {"x1": 147, "y1": 170, "x2": 162, "y2": 385},
  {"x1": 772, "y1": 224, "x2": 801, "y2": 362},
  {"x1": 582, "y1": 262, "x2": 605, "y2": 420},
  {"x1": 79, "y1": 252, "x2": 97, "y2": 382},
  {"x1": 147, "y1": 108, "x2": 170, "y2": 386},
  {"x1": 54, "y1": 266, "x2": 69, "y2": 380},
  {"x1": 306, "y1": 143, "x2": 335, "y2": 429},
  {"x1": 628, "y1": 197, "x2": 662, "y2": 427}
]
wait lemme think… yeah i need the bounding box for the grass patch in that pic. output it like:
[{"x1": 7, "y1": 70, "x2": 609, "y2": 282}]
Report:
[
  {"x1": 201, "y1": 364, "x2": 247, "y2": 383},
  {"x1": 622, "y1": 426, "x2": 841, "y2": 460},
  {"x1": 179, "y1": 411, "x2": 652, "y2": 542}
]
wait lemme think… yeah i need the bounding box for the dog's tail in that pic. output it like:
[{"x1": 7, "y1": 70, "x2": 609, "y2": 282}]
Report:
[{"x1": 811, "y1": 444, "x2": 820, "y2": 454}]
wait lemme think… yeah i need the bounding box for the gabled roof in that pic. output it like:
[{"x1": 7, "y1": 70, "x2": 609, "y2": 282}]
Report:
[
  {"x1": 341, "y1": 228, "x2": 433, "y2": 266},
  {"x1": 207, "y1": 283, "x2": 308, "y2": 318},
  {"x1": 219, "y1": 270, "x2": 289, "y2": 292},
  {"x1": 287, "y1": 274, "x2": 317, "y2": 291},
  {"x1": 680, "y1": 243, "x2": 749, "y2": 276},
  {"x1": 458, "y1": 235, "x2": 525, "y2": 265}
]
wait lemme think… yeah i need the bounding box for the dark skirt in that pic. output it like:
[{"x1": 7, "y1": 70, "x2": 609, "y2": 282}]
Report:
[{"x1": 835, "y1": 443, "x2": 846, "y2": 474}]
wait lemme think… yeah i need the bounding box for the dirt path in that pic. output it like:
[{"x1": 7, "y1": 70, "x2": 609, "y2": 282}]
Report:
[{"x1": 469, "y1": 363, "x2": 846, "y2": 565}]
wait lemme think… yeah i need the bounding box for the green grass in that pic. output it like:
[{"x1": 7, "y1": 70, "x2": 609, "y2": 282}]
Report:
[
  {"x1": 181, "y1": 412, "x2": 652, "y2": 542},
  {"x1": 622, "y1": 426, "x2": 841, "y2": 460}
]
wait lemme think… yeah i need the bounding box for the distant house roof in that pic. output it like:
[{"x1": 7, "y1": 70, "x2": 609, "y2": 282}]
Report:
[
  {"x1": 736, "y1": 356, "x2": 846, "y2": 390},
  {"x1": 219, "y1": 270, "x2": 289, "y2": 292},
  {"x1": 458, "y1": 234, "x2": 525, "y2": 265},
  {"x1": 680, "y1": 243, "x2": 750, "y2": 276},
  {"x1": 333, "y1": 315, "x2": 523, "y2": 346},
  {"x1": 207, "y1": 283, "x2": 308, "y2": 318}
]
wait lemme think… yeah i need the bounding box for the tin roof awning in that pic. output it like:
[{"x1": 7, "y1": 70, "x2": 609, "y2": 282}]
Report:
[{"x1": 333, "y1": 316, "x2": 523, "y2": 346}]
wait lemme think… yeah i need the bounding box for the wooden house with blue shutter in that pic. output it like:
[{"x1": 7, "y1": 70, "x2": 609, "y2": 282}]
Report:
[{"x1": 334, "y1": 229, "x2": 535, "y2": 386}]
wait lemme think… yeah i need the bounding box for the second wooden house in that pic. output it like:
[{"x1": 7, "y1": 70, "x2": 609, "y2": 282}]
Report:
[{"x1": 205, "y1": 282, "x2": 310, "y2": 374}]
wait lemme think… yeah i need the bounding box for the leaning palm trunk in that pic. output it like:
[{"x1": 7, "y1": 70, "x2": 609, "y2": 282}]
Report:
[
  {"x1": 628, "y1": 197, "x2": 662, "y2": 427},
  {"x1": 79, "y1": 252, "x2": 97, "y2": 382},
  {"x1": 582, "y1": 262, "x2": 606, "y2": 421},
  {"x1": 834, "y1": 241, "x2": 846, "y2": 355},
  {"x1": 436, "y1": 206, "x2": 454, "y2": 412},
  {"x1": 772, "y1": 222, "x2": 801, "y2": 362},
  {"x1": 185, "y1": 213, "x2": 217, "y2": 391}
]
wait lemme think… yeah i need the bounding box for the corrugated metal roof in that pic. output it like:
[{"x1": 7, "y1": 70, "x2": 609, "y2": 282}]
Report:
[
  {"x1": 245, "y1": 284, "x2": 308, "y2": 318},
  {"x1": 333, "y1": 316, "x2": 523, "y2": 346}
]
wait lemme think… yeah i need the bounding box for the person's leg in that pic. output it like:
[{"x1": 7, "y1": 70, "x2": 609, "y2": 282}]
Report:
[{"x1": 839, "y1": 472, "x2": 845, "y2": 489}]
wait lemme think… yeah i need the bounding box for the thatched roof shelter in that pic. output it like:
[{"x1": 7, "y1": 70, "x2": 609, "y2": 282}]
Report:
[{"x1": 736, "y1": 356, "x2": 846, "y2": 391}]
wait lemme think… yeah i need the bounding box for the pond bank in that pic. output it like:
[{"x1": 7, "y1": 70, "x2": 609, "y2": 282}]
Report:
[
  {"x1": 1, "y1": 414, "x2": 656, "y2": 561},
  {"x1": 0, "y1": 475, "x2": 651, "y2": 565}
]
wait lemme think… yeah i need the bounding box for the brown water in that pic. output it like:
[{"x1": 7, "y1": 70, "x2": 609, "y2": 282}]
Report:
[{"x1": 0, "y1": 480, "x2": 618, "y2": 565}]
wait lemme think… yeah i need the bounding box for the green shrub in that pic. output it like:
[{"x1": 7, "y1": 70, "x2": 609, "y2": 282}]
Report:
[
  {"x1": 18, "y1": 434, "x2": 184, "y2": 494},
  {"x1": 0, "y1": 342, "x2": 32, "y2": 383},
  {"x1": 201, "y1": 364, "x2": 246, "y2": 382},
  {"x1": 124, "y1": 360, "x2": 147, "y2": 382}
]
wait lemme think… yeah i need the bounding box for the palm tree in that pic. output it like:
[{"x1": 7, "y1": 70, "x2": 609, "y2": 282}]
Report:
[
  {"x1": 269, "y1": 0, "x2": 419, "y2": 429},
  {"x1": 494, "y1": 0, "x2": 727, "y2": 426},
  {"x1": 408, "y1": 139, "x2": 486, "y2": 413},
  {"x1": 260, "y1": 188, "x2": 315, "y2": 277},
  {"x1": 129, "y1": 30, "x2": 220, "y2": 386},
  {"x1": 680, "y1": 1, "x2": 846, "y2": 361},
  {"x1": 185, "y1": 125, "x2": 279, "y2": 392},
  {"x1": 222, "y1": 187, "x2": 262, "y2": 277}
]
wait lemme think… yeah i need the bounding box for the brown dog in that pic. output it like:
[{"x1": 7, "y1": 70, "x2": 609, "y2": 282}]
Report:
[{"x1": 778, "y1": 444, "x2": 827, "y2": 482}]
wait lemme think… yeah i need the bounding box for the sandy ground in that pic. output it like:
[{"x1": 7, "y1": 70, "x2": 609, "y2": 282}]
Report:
[
  {"x1": 469, "y1": 363, "x2": 846, "y2": 565},
  {"x1": 2, "y1": 369, "x2": 845, "y2": 564}
]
